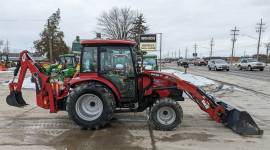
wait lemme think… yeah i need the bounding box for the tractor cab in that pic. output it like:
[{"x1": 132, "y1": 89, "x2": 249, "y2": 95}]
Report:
[
  {"x1": 143, "y1": 54, "x2": 158, "y2": 70},
  {"x1": 59, "y1": 54, "x2": 77, "y2": 69},
  {"x1": 80, "y1": 40, "x2": 137, "y2": 103}
]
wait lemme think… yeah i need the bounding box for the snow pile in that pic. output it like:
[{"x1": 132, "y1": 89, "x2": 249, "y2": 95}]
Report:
[{"x1": 162, "y1": 69, "x2": 216, "y2": 87}]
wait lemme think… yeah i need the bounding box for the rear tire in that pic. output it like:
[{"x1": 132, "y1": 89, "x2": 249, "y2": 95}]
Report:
[
  {"x1": 260, "y1": 68, "x2": 264, "y2": 71},
  {"x1": 67, "y1": 83, "x2": 115, "y2": 129},
  {"x1": 149, "y1": 98, "x2": 183, "y2": 131}
]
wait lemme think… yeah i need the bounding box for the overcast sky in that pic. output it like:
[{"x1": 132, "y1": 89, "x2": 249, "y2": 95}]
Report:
[{"x1": 1, "y1": 0, "x2": 270, "y2": 58}]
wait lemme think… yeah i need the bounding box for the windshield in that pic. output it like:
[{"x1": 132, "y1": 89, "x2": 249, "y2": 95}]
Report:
[
  {"x1": 59, "y1": 56, "x2": 74, "y2": 66},
  {"x1": 113, "y1": 55, "x2": 128, "y2": 65},
  {"x1": 214, "y1": 59, "x2": 226, "y2": 63},
  {"x1": 247, "y1": 59, "x2": 258, "y2": 62},
  {"x1": 144, "y1": 58, "x2": 156, "y2": 66},
  {"x1": 65, "y1": 56, "x2": 74, "y2": 65}
]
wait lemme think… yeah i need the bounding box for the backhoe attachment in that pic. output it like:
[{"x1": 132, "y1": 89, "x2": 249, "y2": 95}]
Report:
[{"x1": 6, "y1": 50, "x2": 68, "y2": 113}]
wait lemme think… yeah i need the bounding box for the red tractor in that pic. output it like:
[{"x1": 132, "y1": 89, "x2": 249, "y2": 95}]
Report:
[{"x1": 6, "y1": 39, "x2": 263, "y2": 135}]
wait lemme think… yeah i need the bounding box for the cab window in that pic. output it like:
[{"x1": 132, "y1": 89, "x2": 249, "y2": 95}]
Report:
[{"x1": 81, "y1": 47, "x2": 98, "y2": 72}]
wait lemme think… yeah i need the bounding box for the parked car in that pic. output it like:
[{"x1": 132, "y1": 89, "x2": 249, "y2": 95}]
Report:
[
  {"x1": 177, "y1": 59, "x2": 189, "y2": 67},
  {"x1": 237, "y1": 58, "x2": 265, "y2": 71},
  {"x1": 208, "y1": 59, "x2": 230, "y2": 71},
  {"x1": 194, "y1": 59, "x2": 207, "y2": 66}
]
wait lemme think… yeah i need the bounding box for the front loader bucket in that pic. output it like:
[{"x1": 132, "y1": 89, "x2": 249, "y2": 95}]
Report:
[
  {"x1": 218, "y1": 101, "x2": 263, "y2": 136},
  {"x1": 6, "y1": 91, "x2": 28, "y2": 107}
]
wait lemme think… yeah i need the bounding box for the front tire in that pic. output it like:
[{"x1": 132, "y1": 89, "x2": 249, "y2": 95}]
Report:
[
  {"x1": 67, "y1": 83, "x2": 115, "y2": 129},
  {"x1": 149, "y1": 99, "x2": 183, "y2": 131}
]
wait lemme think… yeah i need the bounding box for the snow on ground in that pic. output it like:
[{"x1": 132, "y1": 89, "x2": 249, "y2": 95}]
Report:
[
  {"x1": 162, "y1": 69, "x2": 216, "y2": 87},
  {"x1": 0, "y1": 70, "x2": 13, "y2": 73},
  {"x1": 2, "y1": 77, "x2": 35, "y2": 89},
  {"x1": 21, "y1": 77, "x2": 36, "y2": 89}
]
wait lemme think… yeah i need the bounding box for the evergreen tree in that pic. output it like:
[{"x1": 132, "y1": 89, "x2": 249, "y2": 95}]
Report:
[
  {"x1": 34, "y1": 9, "x2": 69, "y2": 61},
  {"x1": 130, "y1": 14, "x2": 149, "y2": 55}
]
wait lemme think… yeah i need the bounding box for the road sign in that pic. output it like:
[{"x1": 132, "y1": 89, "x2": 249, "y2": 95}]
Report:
[
  {"x1": 140, "y1": 34, "x2": 157, "y2": 51},
  {"x1": 193, "y1": 53, "x2": 197, "y2": 57}
]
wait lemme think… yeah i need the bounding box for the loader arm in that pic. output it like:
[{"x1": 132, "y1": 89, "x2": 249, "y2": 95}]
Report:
[
  {"x1": 6, "y1": 50, "x2": 67, "y2": 113},
  {"x1": 145, "y1": 71, "x2": 263, "y2": 135}
]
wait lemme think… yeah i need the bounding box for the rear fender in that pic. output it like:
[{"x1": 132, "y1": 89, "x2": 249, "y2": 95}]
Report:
[{"x1": 69, "y1": 76, "x2": 121, "y2": 101}]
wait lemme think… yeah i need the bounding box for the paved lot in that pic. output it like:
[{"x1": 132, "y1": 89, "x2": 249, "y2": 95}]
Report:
[{"x1": 0, "y1": 69, "x2": 269, "y2": 150}]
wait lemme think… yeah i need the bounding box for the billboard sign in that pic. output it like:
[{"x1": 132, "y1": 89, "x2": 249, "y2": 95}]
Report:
[{"x1": 139, "y1": 34, "x2": 157, "y2": 51}]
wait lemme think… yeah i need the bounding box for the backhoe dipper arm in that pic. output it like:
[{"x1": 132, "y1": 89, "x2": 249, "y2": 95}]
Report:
[{"x1": 6, "y1": 50, "x2": 60, "y2": 113}]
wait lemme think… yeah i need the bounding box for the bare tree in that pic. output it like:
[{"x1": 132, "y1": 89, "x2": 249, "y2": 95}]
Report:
[{"x1": 97, "y1": 7, "x2": 136, "y2": 39}]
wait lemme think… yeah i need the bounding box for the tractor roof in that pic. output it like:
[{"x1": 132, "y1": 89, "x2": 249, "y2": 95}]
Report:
[{"x1": 81, "y1": 39, "x2": 136, "y2": 46}]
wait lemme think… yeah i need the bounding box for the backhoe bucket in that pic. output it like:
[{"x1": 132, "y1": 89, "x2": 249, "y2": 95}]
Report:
[
  {"x1": 6, "y1": 91, "x2": 28, "y2": 107},
  {"x1": 218, "y1": 101, "x2": 263, "y2": 136}
]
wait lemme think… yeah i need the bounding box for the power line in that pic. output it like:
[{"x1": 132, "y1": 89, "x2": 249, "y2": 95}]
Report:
[
  {"x1": 230, "y1": 26, "x2": 240, "y2": 64},
  {"x1": 256, "y1": 18, "x2": 266, "y2": 60}
]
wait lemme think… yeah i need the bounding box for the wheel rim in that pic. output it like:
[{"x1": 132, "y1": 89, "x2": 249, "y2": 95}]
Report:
[
  {"x1": 75, "y1": 94, "x2": 103, "y2": 121},
  {"x1": 156, "y1": 106, "x2": 176, "y2": 125}
]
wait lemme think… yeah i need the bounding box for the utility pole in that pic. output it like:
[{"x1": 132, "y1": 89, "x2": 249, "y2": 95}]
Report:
[
  {"x1": 159, "y1": 33, "x2": 162, "y2": 71},
  {"x1": 185, "y1": 47, "x2": 188, "y2": 59},
  {"x1": 6, "y1": 40, "x2": 9, "y2": 53},
  {"x1": 193, "y1": 43, "x2": 197, "y2": 59},
  {"x1": 230, "y1": 26, "x2": 240, "y2": 64},
  {"x1": 48, "y1": 20, "x2": 53, "y2": 63},
  {"x1": 178, "y1": 48, "x2": 181, "y2": 59},
  {"x1": 3, "y1": 40, "x2": 9, "y2": 54},
  {"x1": 210, "y1": 38, "x2": 214, "y2": 60},
  {"x1": 256, "y1": 18, "x2": 265, "y2": 60},
  {"x1": 266, "y1": 43, "x2": 270, "y2": 66}
]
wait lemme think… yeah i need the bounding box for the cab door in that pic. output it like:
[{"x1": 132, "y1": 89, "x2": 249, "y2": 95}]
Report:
[{"x1": 99, "y1": 46, "x2": 136, "y2": 102}]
